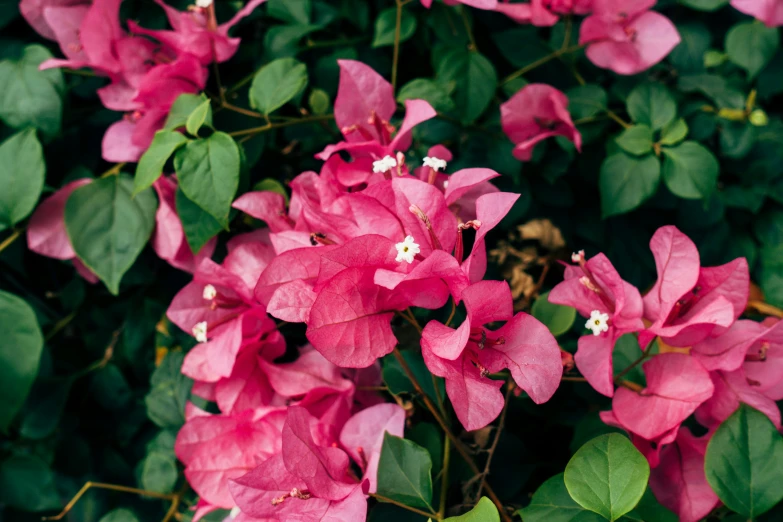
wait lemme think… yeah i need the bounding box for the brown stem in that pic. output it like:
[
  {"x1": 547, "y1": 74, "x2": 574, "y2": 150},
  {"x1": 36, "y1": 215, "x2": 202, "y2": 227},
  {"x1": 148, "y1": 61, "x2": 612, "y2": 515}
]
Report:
[
  {"x1": 391, "y1": 349, "x2": 511, "y2": 522},
  {"x1": 438, "y1": 435, "x2": 451, "y2": 518},
  {"x1": 459, "y1": 6, "x2": 477, "y2": 51},
  {"x1": 474, "y1": 383, "x2": 514, "y2": 504},
  {"x1": 228, "y1": 114, "x2": 335, "y2": 137},
  {"x1": 0, "y1": 228, "x2": 22, "y2": 255},
  {"x1": 100, "y1": 163, "x2": 125, "y2": 178},
  {"x1": 371, "y1": 493, "x2": 439, "y2": 519},
  {"x1": 42, "y1": 482, "x2": 177, "y2": 521},
  {"x1": 747, "y1": 300, "x2": 783, "y2": 318},
  {"x1": 561, "y1": 376, "x2": 587, "y2": 382},
  {"x1": 221, "y1": 101, "x2": 264, "y2": 119},
  {"x1": 391, "y1": 0, "x2": 405, "y2": 91}
]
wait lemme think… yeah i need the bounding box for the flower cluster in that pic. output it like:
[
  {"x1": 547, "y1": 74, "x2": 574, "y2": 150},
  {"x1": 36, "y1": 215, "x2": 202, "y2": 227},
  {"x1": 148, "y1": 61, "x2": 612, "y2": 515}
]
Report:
[
  {"x1": 160, "y1": 60, "x2": 563, "y2": 520},
  {"x1": 551, "y1": 225, "x2": 782, "y2": 522},
  {"x1": 20, "y1": 0, "x2": 263, "y2": 162}
]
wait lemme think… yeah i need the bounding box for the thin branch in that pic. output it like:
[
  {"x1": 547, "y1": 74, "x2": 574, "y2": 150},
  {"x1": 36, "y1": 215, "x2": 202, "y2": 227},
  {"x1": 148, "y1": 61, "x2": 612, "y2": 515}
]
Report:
[
  {"x1": 45, "y1": 311, "x2": 78, "y2": 342},
  {"x1": 474, "y1": 384, "x2": 513, "y2": 503},
  {"x1": 42, "y1": 482, "x2": 177, "y2": 521},
  {"x1": 613, "y1": 338, "x2": 656, "y2": 384},
  {"x1": 747, "y1": 300, "x2": 783, "y2": 318},
  {"x1": 391, "y1": 349, "x2": 511, "y2": 522},
  {"x1": 391, "y1": 0, "x2": 405, "y2": 91},
  {"x1": 221, "y1": 101, "x2": 264, "y2": 119},
  {"x1": 445, "y1": 299, "x2": 457, "y2": 327},
  {"x1": 100, "y1": 163, "x2": 125, "y2": 178},
  {"x1": 459, "y1": 6, "x2": 477, "y2": 51},
  {"x1": 0, "y1": 228, "x2": 22, "y2": 255},
  {"x1": 501, "y1": 45, "x2": 584, "y2": 86},
  {"x1": 371, "y1": 493, "x2": 439, "y2": 519},
  {"x1": 439, "y1": 435, "x2": 451, "y2": 518},
  {"x1": 227, "y1": 114, "x2": 335, "y2": 137},
  {"x1": 561, "y1": 376, "x2": 587, "y2": 382}
]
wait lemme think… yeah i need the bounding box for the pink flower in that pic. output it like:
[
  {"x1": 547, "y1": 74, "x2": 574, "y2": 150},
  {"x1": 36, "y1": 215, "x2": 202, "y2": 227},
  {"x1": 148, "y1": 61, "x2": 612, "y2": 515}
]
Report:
[
  {"x1": 128, "y1": 0, "x2": 268, "y2": 65},
  {"x1": 549, "y1": 252, "x2": 644, "y2": 397},
  {"x1": 648, "y1": 427, "x2": 719, "y2": 522},
  {"x1": 641, "y1": 226, "x2": 749, "y2": 347},
  {"x1": 731, "y1": 0, "x2": 783, "y2": 27},
  {"x1": 610, "y1": 353, "x2": 713, "y2": 441},
  {"x1": 421, "y1": 280, "x2": 562, "y2": 430},
  {"x1": 494, "y1": 0, "x2": 592, "y2": 26},
  {"x1": 500, "y1": 84, "x2": 582, "y2": 161},
  {"x1": 317, "y1": 60, "x2": 437, "y2": 176},
  {"x1": 152, "y1": 176, "x2": 216, "y2": 273},
  {"x1": 26, "y1": 179, "x2": 99, "y2": 283},
  {"x1": 578, "y1": 0, "x2": 680, "y2": 75},
  {"x1": 19, "y1": 0, "x2": 90, "y2": 41},
  {"x1": 695, "y1": 368, "x2": 781, "y2": 430},
  {"x1": 229, "y1": 405, "x2": 403, "y2": 521},
  {"x1": 422, "y1": 0, "x2": 499, "y2": 9}
]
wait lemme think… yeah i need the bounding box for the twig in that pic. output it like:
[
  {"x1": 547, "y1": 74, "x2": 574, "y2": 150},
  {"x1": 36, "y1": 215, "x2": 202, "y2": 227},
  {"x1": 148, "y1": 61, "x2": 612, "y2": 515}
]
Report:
[
  {"x1": 391, "y1": 349, "x2": 511, "y2": 522},
  {"x1": 100, "y1": 163, "x2": 125, "y2": 178},
  {"x1": 396, "y1": 309, "x2": 423, "y2": 334},
  {"x1": 227, "y1": 114, "x2": 335, "y2": 137},
  {"x1": 560, "y1": 16, "x2": 573, "y2": 52},
  {"x1": 221, "y1": 101, "x2": 264, "y2": 119},
  {"x1": 501, "y1": 45, "x2": 584, "y2": 86},
  {"x1": 42, "y1": 482, "x2": 177, "y2": 521},
  {"x1": 0, "y1": 228, "x2": 22, "y2": 255},
  {"x1": 613, "y1": 338, "x2": 655, "y2": 384},
  {"x1": 459, "y1": 6, "x2": 477, "y2": 51},
  {"x1": 445, "y1": 299, "x2": 457, "y2": 327},
  {"x1": 561, "y1": 376, "x2": 587, "y2": 382},
  {"x1": 747, "y1": 300, "x2": 783, "y2": 318},
  {"x1": 45, "y1": 310, "x2": 78, "y2": 342},
  {"x1": 474, "y1": 384, "x2": 513, "y2": 504},
  {"x1": 391, "y1": 0, "x2": 405, "y2": 91},
  {"x1": 371, "y1": 493, "x2": 439, "y2": 519},
  {"x1": 439, "y1": 435, "x2": 451, "y2": 518}
]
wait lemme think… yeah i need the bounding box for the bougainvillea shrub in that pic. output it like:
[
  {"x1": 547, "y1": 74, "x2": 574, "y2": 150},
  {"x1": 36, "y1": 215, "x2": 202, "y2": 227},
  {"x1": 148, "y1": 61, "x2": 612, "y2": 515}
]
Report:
[{"x1": 3, "y1": 0, "x2": 783, "y2": 521}]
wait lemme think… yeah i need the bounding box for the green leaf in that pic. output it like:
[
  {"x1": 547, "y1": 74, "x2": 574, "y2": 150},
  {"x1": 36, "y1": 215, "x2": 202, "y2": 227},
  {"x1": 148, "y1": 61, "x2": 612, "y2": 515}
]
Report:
[
  {"x1": 566, "y1": 84, "x2": 608, "y2": 120},
  {"x1": 564, "y1": 434, "x2": 650, "y2": 521},
  {"x1": 599, "y1": 153, "x2": 661, "y2": 218},
  {"x1": 186, "y1": 98, "x2": 211, "y2": 137},
  {"x1": 626, "y1": 83, "x2": 677, "y2": 131},
  {"x1": 20, "y1": 377, "x2": 72, "y2": 440},
  {"x1": 704, "y1": 404, "x2": 783, "y2": 518},
  {"x1": 0, "y1": 290, "x2": 44, "y2": 432},
  {"x1": 633, "y1": 488, "x2": 678, "y2": 522},
  {"x1": 174, "y1": 132, "x2": 240, "y2": 227},
  {"x1": 309, "y1": 88, "x2": 330, "y2": 115},
  {"x1": 164, "y1": 94, "x2": 213, "y2": 131},
  {"x1": 679, "y1": 0, "x2": 729, "y2": 11},
  {"x1": 612, "y1": 335, "x2": 646, "y2": 388},
  {"x1": 268, "y1": 0, "x2": 311, "y2": 24},
  {"x1": 99, "y1": 508, "x2": 140, "y2": 522},
  {"x1": 725, "y1": 22, "x2": 779, "y2": 79},
  {"x1": 519, "y1": 473, "x2": 605, "y2": 522},
  {"x1": 397, "y1": 78, "x2": 455, "y2": 112},
  {"x1": 146, "y1": 352, "x2": 193, "y2": 429},
  {"x1": 659, "y1": 118, "x2": 689, "y2": 146},
  {"x1": 0, "y1": 455, "x2": 60, "y2": 511},
  {"x1": 383, "y1": 350, "x2": 445, "y2": 408},
  {"x1": 176, "y1": 188, "x2": 223, "y2": 254},
  {"x1": 90, "y1": 364, "x2": 132, "y2": 410},
  {"x1": 445, "y1": 498, "x2": 499, "y2": 522},
  {"x1": 532, "y1": 291, "x2": 576, "y2": 337},
  {"x1": 253, "y1": 178, "x2": 290, "y2": 205},
  {"x1": 668, "y1": 23, "x2": 711, "y2": 72},
  {"x1": 661, "y1": 141, "x2": 719, "y2": 199},
  {"x1": 0, "y1": 44, "x2": 63, "y2": 137},
  {"x1": 140, "y1": 451, "x2": 178, "y2": 494},
  {"x1": 615, "y1": 125, "x2": 654, "y2": 156},
  {"x1": 0, "y1": 128, "x2": 45, "y2": 230},
  {"x1": 65, "y1": 175, "x2": 157, "y2": 294},
  {"x1": 134, "y1": 130, "x2": 189, "y2": 195},
  {"x1": 376, "y1": 433, "x2": 434, "y2": 513},
  {"x1": 249, "y1": 58, "x2": 309, "y2": 115},
  {"x1": 436, "y1": 50, "x2": 497, "y2": 123},
  {"x1": 372, "y1": 7, "x2": 417, "y2": 48},
  {"x1": 760, "y1": 244, "x2": 783, "y2": 308}
]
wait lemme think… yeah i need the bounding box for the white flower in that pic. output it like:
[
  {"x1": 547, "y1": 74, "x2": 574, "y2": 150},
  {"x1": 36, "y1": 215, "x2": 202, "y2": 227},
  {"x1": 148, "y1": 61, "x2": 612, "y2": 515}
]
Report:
[
  {"x1": 395, "y1": 235, "x2": 420, "y2": 264},
  {"x1": 585, "y1": 310, "x2": 609, "y2": 336},
  {"x1": 423, "y1": 156, "x2": 447, "y2": 172},
  {"x1": 195, "y1": 0, "x2": 213, "y2": 7},
  {"x1": 192, "y1": 321, "x2": 208, "y2": 343},
  {"x1": 571, "y1": 250, "x2": 585, "y2": 263},
  {"x1": 202, "y1": 284, "x2": 217, "y2": 300},
  {"x1": 373, "y1": 155, "x2": 397, "y2": 174}
]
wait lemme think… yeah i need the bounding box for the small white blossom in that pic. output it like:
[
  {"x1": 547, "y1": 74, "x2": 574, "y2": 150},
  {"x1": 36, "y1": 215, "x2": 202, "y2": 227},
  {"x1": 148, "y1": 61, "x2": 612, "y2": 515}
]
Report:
[
  {"x1": 195, "y1": 0, "x2": 213, "y2": 8},
  {"x1": 423, "y1": 156, "x2": 447, "y2": 172},
  {"x1": 373, "y1": 155, "x2": 397, "y2": 174},
  {"x1": 571, "y1": 250, "x2": 585, "y2": 263},
  {"x1": 442, "y1": 180, "x2": 449, "y2": 189},
  {"x1": 395, "y1": 235, "x2": 420, "y2": 264},
  {"x1": 229, "y1": 507, "x2": 241, "y2": 519},
  {"x1": 202, "y1": 284, "x2": 217, "y2": 300},
  {"x1": 585, "y1": 310, "x2": 609, "y2": 336},
  {"x1": 192, "y1": 321, "x2": 208, "y2": 343}
]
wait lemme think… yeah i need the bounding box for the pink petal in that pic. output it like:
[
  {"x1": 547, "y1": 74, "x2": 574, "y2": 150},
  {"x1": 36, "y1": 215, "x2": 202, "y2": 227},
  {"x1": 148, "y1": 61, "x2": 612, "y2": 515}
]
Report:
[
  {"x1": 480, "y1": 312, "x2": 563, "y2": 403},
  {"x1": 102, "y1": 119, "x2": 146, "y2": 163},
  {"x1": 575, "y1": 333, "x2": 618, "y2": 398},
  {"x1": 339, "y1": 403, "x2": 405, "y2": 492},
  {"x1": 255, "y1": 246, "x2": 336, "y2": 305},
  {"x1": 261, "y1": 348, "x2": 351, "y2": 398},
  {"x1": 692, "y1": 320, "x2": 767, "y2": 372},
  {"x1": 27, "y1": 178, "x2": 91, "y2": 260},
  {"x1": 731, "y1": 0, "x2": 783, "y2": 27},
  {"x1": 334, "y1": 60, "x2": 396, "y2": 143},
  {"x1": 462, "y1": 192, "x2": 520, "y2": 282},
  {"x1": 649, "y1": 428, "x2": 719, "y2": 522},
  {"x1": 444, "y1": 168, "x2": 500, "y2": 207},
  {"x1": 43, "y1": 5, "x2": 89, "y2": 60},
  {"x1": 695, "y1": 369, "x2": 781, "y2": 429},
  {"x1": 233, "y1": 191, "x2": 292, "y2": 232},
  {"x1": 214, "y1": 347, "x2": 276, "y2": 414},
  {"x1": 20, "y1": 0, "x2": 90, "y2": 40},
  {"x1": 307, "y1": 267, "x2": 399, "y2": 368},
  {"x1": 421, "y1": 319, "x2": 471, "y2": 361},
  {"x1": 612, "y1": 353, "x2": 713, "y2": 440},
  {"x1": 388, "y1": 99, "x2": 437, "y2": 151},
  {"x1": 743, "y1": 318, "x2": 783, "y2": 398},
  {"x1": 696, "y1": 257, "x2": 749, "y2": 323}
]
